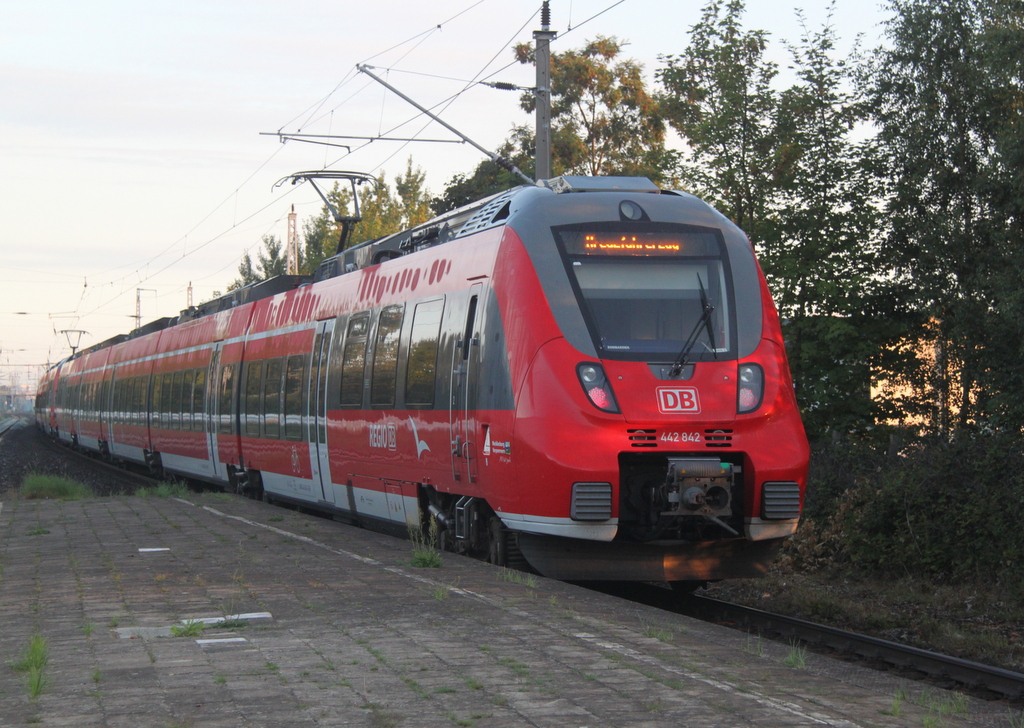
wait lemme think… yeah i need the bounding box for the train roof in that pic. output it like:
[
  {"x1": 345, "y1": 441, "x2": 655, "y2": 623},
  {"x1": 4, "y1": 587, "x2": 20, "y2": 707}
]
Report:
[
  {"x1": 61, "y1": 175, "x2": 680, "y2": 363},
  {"x1": 311, "y1": 175, "x2": 669, "y2": 283}
]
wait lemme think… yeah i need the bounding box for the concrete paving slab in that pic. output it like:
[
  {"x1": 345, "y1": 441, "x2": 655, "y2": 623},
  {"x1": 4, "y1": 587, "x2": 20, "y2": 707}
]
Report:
[{"x1": 1, "y1": 492, "x2": 1020, "y2": 727}]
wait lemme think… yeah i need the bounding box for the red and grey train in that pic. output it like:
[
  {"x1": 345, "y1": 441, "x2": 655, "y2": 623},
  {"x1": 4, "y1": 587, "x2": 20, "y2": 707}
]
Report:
[{"x1": 35, "y1": 175, "x2": 809, "y2": 584}]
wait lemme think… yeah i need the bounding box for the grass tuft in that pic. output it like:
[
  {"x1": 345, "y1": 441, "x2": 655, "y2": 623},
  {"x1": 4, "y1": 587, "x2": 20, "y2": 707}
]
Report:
[
  {"x1": 10, "y1": 635, "x2": 49, "y2": 700},
  {"x1": 409, "y1": 516, "x2": 443, "y2": 568},
  {"x1": 136, "y1": 481, "x2": 190, "y2": 498},
  {"x1": 20, "y1": 474, "x2": 93, "y2": 500},
  {"x1": 170, "y1": 620, "x2": 205, "y2": 638},
  {"x1": 783, "y1": 641, "x2": 807, "y2": 669}
]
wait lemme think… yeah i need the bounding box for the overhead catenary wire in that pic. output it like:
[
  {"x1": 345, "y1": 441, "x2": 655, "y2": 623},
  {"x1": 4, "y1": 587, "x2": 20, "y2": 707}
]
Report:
[{"x1": 60, "y1": 1, "x2": 635, "y2": 343}]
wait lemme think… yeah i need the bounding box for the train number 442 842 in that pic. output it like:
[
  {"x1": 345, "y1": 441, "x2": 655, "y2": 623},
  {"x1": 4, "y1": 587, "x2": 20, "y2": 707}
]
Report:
[{"x1": 660, "y1": 432, "x2": 702, "y2": 443}]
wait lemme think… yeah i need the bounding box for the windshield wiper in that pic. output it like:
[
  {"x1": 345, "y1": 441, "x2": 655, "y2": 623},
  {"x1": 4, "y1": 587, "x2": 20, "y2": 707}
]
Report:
[{"x1": 669, "y1": 275, "x2": 717, "y2": 377}]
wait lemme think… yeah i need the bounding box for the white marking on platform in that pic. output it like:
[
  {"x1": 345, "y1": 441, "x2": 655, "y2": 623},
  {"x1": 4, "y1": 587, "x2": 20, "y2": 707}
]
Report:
[
  {"x1": 191, "y1": 612, "x2": 272, "y2": 625},
  {"x1": 138, "y1": 547, "x2": 170, "y2": 552},
  {"x1": 196, "y1": 637, "x2": 247, "y2": 645}
]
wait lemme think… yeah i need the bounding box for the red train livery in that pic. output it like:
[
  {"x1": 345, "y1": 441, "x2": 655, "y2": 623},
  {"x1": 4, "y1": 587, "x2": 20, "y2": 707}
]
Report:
[{"x1": 36, "y1": 176, "x2": 809, "y2": 585}]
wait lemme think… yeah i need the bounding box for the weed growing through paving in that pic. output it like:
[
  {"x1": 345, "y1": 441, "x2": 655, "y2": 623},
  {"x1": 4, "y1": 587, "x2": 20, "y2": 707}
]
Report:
[
  {"x1": 137, "y1": 481, "x2": 190, "y2": 498},
  {"x1": 745, "y1": 632, "x2": 764, "y2": 657},
  {"x1": 410, "y1": 516, "x2": 443, "y2": 568},
  {"x1": 20, "y1": 474, "x2": 93, "y2": 500},
  {"x1": 92, "y1": 670, "x2": 102, "y2": 684},
  {"x1": 10, "y1": 634, "x2": 49, "y2": 699},
  {"x1": 1005, "y1": 709, "x2": 1024, "y2": 728},
  {"x1": 170, "y1": 620, "x2": 205, "y2": 638},
  {"x1": 497, "y1": 567, "x2": 537, "y2": 587},
  {"x1": 783, "y1": 641, "x2": 807, "y2": 669},
  {"x1": 26, "y1": 526, "x2": 50, "y2": 536},
  {"x1": 80, "y1": 623, "x2": 95, "y2": 637},
  {"x1": 913, "y1": 689, "x2": 969, "y2": 718},
  {"x1": 464, "y1": 677, "x2": 483, "y2": 690},
  {"x1": 880, "y1": 691, "x2": 903, "y2": 717}
]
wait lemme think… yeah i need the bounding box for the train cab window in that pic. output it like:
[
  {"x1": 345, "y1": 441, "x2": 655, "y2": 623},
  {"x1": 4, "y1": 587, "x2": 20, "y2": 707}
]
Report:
[
  {"x1": 192, "y1": 369, "x2": 206, "y2": 432},
  {"x1": 243, "y1": 361, "x2": 263, "y2": 437},
  {"x1": 284, "y1": 355, "x2": 306, "y2": 441},
  {"x1": 181, "y1": 370, "x2": 195, "y2": 431},
  {"x1": 371, "y1": 305, "x2": 405, "y2": 407},
  {"x1": 556, "y1": 226, "x2": 734, "y2": 362},
  {"x1": 217, "y1": 363, "x2": 237, "y2": 435},
  {"x1": 339, "y1": 313, "x2": 370, "y2": 408},
  {"x1": 263, "y1": 359, "x2": 283, "y2": 439},
  {"x1": 406, "y1": 298, "x2": 444, "y2": 407}
]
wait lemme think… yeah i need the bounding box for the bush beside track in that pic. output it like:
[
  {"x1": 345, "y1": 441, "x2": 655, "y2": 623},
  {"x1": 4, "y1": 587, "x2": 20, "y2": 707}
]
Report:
[{"x1": 790, "y1": 434, "x2": 1024, "y2": 590}]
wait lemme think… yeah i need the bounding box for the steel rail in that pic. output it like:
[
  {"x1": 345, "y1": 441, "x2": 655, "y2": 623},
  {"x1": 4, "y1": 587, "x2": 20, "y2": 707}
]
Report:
[{"x1": 683, "y1": 594, "x2": 1024, "y2": 700}]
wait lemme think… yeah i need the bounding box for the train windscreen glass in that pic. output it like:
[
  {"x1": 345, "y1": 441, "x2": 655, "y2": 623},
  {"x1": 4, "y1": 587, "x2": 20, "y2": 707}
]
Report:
[{"x1": 557, "y1": 228, "x2": 733, "y2": 361}]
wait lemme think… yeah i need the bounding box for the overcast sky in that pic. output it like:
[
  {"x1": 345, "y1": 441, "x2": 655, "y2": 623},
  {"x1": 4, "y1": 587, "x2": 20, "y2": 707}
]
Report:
[{"x1": 0, "y1": 0, "x2": 888, "y2": 391}]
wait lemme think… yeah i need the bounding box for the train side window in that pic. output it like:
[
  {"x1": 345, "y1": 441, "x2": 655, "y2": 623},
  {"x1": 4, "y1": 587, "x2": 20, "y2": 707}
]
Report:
[
  {"x1": 263, "y1": 359, "x2": 283, "y2": 439},
  {"x1": 340, "y1": 313, "x2": 370, "y2": 408},
  {"x1": 181, "y1": 370, "x2": 195, "y2": 431},
  {"x1": 158, "y1": 372, "x2": 171, "y2": 428},
  {"x1": 217, "y1": 363, "x2": 237, "y2": 435},
  {"x1": 406, "y1": 298, "x2": 444, "y2": 407},
  {"x1": 243, "y1": 361, "x2": 263, "y2": 437},
  {"x1": 284, "y1": 355, "x2": 306, "y2": 441},
  {"x1": 171, "y1": 370, "x2": 184, "y2": 430},
  {"x1": 192, "y1": 369, "x2": 206, "y2": 432},
  {"x1": 134, "y1": 377, "x2": 146, "y2": 425},
  {"x1": 101, "y1": 380, "x2": 109, "y2": 419},
  {"x1": 371, "y1": 304, "x2": 405, "y2": 407}
]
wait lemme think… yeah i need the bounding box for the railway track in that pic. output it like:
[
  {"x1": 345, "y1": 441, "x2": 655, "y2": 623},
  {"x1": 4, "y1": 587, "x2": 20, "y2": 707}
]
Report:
[
  {"x1": 590, "y1": 581, "x2": 1024, "y2": 702},
  {"x1": 0, "y1": 416, "x2": 23, "y2": 439}
]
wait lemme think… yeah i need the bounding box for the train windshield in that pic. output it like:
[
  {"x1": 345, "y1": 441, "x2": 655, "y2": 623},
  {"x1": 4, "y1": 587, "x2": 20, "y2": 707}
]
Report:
[{"x1": 556, "y1": 226, "x2": 734, "y2": 361}]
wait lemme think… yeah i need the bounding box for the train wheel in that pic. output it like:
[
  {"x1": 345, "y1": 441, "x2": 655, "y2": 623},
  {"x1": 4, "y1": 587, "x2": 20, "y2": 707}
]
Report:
[{"x1": 487, "y1": 517, "x2": 507, "y2": 566}]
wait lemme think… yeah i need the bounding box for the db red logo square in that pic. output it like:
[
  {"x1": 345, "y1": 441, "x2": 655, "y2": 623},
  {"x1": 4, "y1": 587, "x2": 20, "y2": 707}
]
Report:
[{"x1": 657, "y1": 387, "x2": 701, "y2": 414}]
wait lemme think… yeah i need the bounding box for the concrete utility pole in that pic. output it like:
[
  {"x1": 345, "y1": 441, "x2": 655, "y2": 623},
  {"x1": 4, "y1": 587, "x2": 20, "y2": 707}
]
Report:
[
  {"x1": 287, "y1": 204, "x2": 299, "y2": 275},
  {"x1": 533, "y1": 1, "x2": 556, "y2": 181}
]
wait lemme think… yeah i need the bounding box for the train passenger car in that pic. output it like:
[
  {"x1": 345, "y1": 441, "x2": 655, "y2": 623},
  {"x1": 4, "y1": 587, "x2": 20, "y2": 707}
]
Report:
[{"x1": 36, "y1": 176, "x2": 809, "y2": 585}]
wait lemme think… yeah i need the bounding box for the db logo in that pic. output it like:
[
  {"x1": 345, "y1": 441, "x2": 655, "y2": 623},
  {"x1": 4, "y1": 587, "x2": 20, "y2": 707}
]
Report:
[{"x1": 657, "y1": 387, "x2": 701, "y2": 414}]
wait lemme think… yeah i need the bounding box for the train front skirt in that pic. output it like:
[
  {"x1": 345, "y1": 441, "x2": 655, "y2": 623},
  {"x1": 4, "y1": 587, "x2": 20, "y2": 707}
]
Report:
[{"x1": 516, "y1": 533, "x2": 786, "y2": 582}]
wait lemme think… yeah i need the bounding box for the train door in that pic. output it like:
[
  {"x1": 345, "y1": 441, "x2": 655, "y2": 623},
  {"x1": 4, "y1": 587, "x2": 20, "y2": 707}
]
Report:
[
  {"x1": 450, "y1": 284, "x2": 481, "y2": 483},
  {"x1": 106, "y1": 368, "x2": 118, "y2": 445},
  {"x1": 309, "y1": 320, "x2": 336, "y2": 503},
  {"x1": 206, "y1": 344, "x2": 225, "y2": 478}
]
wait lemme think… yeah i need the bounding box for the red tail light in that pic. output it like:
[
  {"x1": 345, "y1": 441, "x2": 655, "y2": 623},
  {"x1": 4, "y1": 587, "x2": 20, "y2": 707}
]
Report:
[{"x1": 577, "y1": 363, "x2": 620, "y2": 414}]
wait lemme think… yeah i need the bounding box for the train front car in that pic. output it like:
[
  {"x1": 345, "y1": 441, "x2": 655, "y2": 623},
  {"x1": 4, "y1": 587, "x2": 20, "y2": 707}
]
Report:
[{"x1": 493, "y1": 177, "x2": 809, "y2": 584}]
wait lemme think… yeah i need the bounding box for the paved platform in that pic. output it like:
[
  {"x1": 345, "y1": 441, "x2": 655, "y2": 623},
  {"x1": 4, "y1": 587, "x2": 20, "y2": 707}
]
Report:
[{"x1": 0, "y1": 492, "x2": 1018, "y2": 728}]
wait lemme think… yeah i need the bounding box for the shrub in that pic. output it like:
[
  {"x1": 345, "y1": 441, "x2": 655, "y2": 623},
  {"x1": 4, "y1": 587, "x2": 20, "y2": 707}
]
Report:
[{"x1": 801, "y1": 434, "x2": 1024, "y2": 584}]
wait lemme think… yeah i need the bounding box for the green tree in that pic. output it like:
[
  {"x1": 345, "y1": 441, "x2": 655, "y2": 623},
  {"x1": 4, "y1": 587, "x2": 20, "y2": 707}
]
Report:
[
  {"x1": 228, "y1": 234, "x2": 288, "y2": 291},
  {"x1": 764, "y1": 11, "x2": 890, "y2": 437},
  {"x1": 865, "y1": 0, "x2": 1024, "y2": 434},
  {"x1": 514, "y1": 36, "x2": 666, "y2": 178},
  {"x1": 302, "y1": 159, "x2": 433, "y2": 274},
  {"x1": 656, "y1": 0, "x2": 778, "y2": 241},
  {"x1": 434, "y1": 36, "x2": 668, "y2": 212}
]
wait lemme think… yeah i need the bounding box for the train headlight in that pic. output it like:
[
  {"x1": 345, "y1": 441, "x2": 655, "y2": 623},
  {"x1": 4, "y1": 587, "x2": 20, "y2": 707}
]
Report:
[
  {"x1": 737, "y1": 363, "x2": 764, "y2": 414},
  {"x1": 576, "y1": 363, "x2": 620, "y2": 414}
]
